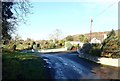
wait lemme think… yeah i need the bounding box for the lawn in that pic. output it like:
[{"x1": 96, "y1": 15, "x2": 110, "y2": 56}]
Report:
[{"x1": 2, "y1": 51, "x2": 46, "y2": 80}]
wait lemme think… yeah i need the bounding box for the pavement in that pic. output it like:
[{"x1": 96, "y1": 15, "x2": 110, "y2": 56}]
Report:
[{"x1": 37, "y1": 52, "x2": 120, "y2": 80}]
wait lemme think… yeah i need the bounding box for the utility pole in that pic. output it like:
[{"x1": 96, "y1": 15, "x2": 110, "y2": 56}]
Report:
[{"x1": 90, "y1": 18, "x2": 93, "y2": 42}]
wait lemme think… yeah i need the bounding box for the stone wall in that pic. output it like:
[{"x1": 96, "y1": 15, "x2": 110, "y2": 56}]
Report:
[{"x1": 78, "y1": 53, "x2": 120, "y2": 67}]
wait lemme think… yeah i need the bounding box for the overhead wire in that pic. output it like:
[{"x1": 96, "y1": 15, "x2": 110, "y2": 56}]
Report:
[
  {"x1": 93, "y1": 1, "x2": 117, "y2": 20},
  {"x1": 90, "y1": 1, "x2": 117, "y2": 34}
]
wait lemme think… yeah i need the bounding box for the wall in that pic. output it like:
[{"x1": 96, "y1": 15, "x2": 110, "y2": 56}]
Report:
[{"x1": 78, "y1": 53, "x2": 120, "y2": 67}]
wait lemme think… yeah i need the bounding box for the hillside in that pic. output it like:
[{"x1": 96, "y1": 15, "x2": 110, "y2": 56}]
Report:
[{"x1": 69, "y1": 29, "x2": 120, "y2": 42}]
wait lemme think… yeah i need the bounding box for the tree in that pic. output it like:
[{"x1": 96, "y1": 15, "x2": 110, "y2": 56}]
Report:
[
  {"x1": 2, "y1": 1, "x2": 32, "y2": 42},
  {"x1": 2, "y1": 2, "x2": 14, "y2": 40},
  {"x1": 58, "y1": 40, "x2": 65, "y2": 46},
  {"x1": 49, "y1": 29, "x2": 62, "y2": 40},
  {"x1": 65, "y1": 35, "x2": 73, "y2": 41},
  {"x1": 78, "y1": 34, "x2": 88, "y2": 43},
  {"x1": 24, "y1": 38, "x2": 34, "y2": 49},
  {"x1": 101, "y1": 29, "x2": 120, "y2": 58},
  {"x1": 101, "y1": 29, "x2": 115, "y2": 51}
]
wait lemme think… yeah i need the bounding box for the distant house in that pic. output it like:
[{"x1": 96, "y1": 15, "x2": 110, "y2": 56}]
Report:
[
  {"x1": 85, "y1": 32, "x2": 108, "y2": 42},
  {"x1": 90, "y1": 38, "x2": 101, "y2": 44}
]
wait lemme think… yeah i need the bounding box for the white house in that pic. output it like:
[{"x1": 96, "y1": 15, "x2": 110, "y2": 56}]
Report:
[
  {"x1": 104, "y1": 34, "x2": 107, "y2": 39},
  {"x1": 90, "y1": 38, "x2": 101, "y2": 44}
]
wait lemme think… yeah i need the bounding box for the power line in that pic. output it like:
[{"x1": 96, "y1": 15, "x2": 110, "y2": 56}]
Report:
[
  {"x1": 91, "y1": 1, "x2": 117, "y2": 30},
  {"x1": 89, "y1": 2, "x2": 117, "y2": 41},
  {"x1": 94, "y1": 2, "x2": 117, "y2": 19}
]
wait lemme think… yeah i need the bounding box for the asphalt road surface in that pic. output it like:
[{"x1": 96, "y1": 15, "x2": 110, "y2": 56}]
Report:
[{"x1": 37, "y1": 52, "x2": 120, "y2": 80}]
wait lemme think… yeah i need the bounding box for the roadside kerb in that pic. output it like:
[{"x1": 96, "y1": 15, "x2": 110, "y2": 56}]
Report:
[{"x1": 78, "y1": 52, "x2": 120, "y2": 67}]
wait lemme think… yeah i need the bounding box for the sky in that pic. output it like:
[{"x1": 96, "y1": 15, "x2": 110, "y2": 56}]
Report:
[{"x1": 15, "y1": 0, "x2": 118, "y2": 40}]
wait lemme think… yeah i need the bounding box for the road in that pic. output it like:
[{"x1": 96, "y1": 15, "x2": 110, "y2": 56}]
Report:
[{"x1": 37, "y1": 52, "x2": 120, "y2": 80}]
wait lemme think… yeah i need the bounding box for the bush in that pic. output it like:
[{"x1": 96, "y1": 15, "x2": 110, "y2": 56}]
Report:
[
  {"x1": 65, "y1": 42, "x2": 73, "y2": 50},
  {"x1": 49, "y1": 42, "x2": 56, "y2": 49},
  {"x1": 89, "y1": 48, "x2": 101, "y2": 57},
  {"x1": 90, "y1": 43, "x2": 102, "y2": 56},
  {"x1": 81, "y1": 43, "x2": 102, "y2": 57},
  {"x1": 81, "y1": 43, "x2": 92, "y2": 54},
  {"x1": 73, "y1": 44, "x2": 78, "y2": 48},
  {"x1": 58, "y1": 40, "x2": 65, "y2": 47}
]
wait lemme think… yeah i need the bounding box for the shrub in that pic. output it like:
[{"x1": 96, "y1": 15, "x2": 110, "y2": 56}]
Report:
[
  {"x1": 89, "y1": 48, "x2": 101, "y2": 57},
  {"x1": 73, "y1": 44, "x2": 78, "y2": 48},
  {"x1": 49, "y1": 42, "x2": 56, "y2": 49},
  {"x1": 81, "y1": 43, "x2": 92, "y2": 54},
  {"x1": 81, "y1": 43, "x2": 102, "y2": 57},
  {"x1": 58, "y1": 40, "x2": 65, "y2": 47},
  {"x1": 65, "y1": 42, "x2": 73, "y2": 50}
]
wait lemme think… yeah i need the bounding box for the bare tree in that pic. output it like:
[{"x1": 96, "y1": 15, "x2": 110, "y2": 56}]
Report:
[{"x1": 49, "y1": 29, "x2": 62, "y2": 41}]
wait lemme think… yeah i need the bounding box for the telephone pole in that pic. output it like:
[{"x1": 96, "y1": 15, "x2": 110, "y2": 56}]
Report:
[{"x1": 90, "y1": 18, "x2": 93, "y2": 42}]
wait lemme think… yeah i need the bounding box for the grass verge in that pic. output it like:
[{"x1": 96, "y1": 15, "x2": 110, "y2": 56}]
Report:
[{"x1": 2, "y1": 51, "x2": 46, "y2": 80}]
